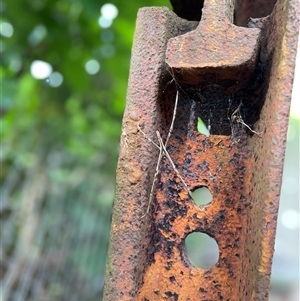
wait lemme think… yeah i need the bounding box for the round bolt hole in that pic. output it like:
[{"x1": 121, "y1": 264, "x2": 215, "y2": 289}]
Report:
[
  {"x1": 185, "y1": 232, "x2": 219, "y2": 268},
  {"x1": 191, "y1": 186, "x2": 212, "y2": 206}
]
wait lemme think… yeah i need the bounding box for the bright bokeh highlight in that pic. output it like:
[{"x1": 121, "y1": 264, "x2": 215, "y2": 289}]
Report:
[
  {"x1": 98, "y1": 3, "x2": 118, "y2": 28},
  {"x1": 85, "y1": 60, "x2": 100, "y2": 75},
  {"x1": 0, "y1": 21, "x2": 14, "y2": 37},
  {"x1": 98, "y1": 16, "x2": 113, "y2": 28},
  {"x1": 30, "y1": 60, "x2": 53, "y2": 79},
  {"x1": 100, "y1": 3, "x2": 118, "y2": 20},
  {"x1": 28, "y1": 24, "x2": 47, "y2": 45},
  {"x1": 48, "y1": 72, "x2": 64, "y2": 87}
]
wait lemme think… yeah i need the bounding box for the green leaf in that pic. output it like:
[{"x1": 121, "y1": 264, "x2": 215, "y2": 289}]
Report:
[{"x1": 197, "y1": 117, "x2": 210, "y2": 137}]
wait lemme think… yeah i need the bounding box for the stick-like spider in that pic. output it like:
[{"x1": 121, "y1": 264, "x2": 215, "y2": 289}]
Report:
[{"x1": 137, "y1": 91, "x2": 192, "y2": 217}]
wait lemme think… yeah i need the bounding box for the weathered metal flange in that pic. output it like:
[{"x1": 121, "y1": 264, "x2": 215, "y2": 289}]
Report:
[
  {"x1": 103, "y1": 8, "x2": 198, "y2": 301},
  {"x1": 166, "y1": 0, "x2": 261, "y2": 90},
  {"x1": 103, "y1": 0, "x2": 299, "y2": 299},
  {"x1": 137, "y1": 104, "x2": 255, "y2": 300},
  {"x1": 169, "y1": 0, "x2": 278, "y2": 26}
]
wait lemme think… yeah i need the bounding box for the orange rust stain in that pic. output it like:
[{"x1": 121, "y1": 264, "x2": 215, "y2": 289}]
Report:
[
  {"x1": 137, "y1": 133, "x2": 253, "y2": 300},
  {"x1": 126, "y1": 163, "x2": 143, "y2": 185}
]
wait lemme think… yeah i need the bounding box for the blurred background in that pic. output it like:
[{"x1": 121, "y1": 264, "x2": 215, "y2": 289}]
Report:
[{"x1": 0, "y1": 0, "x2": 299, "y2": 300}]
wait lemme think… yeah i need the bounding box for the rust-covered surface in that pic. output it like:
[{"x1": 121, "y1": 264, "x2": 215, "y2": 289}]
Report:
[
  {"x1": 169, "y1": 0, "x2": 278, "y2": 25},
  {"x1": 103, "y1": 0, "x2": 299, "y2": 300},
  {"x1": 166, "y1": 0, "x2": 261, "y2": 89}
]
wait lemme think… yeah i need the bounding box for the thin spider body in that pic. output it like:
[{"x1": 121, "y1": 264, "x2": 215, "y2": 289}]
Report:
[{"x1": 139, "y1": 91, "x2": 191, "y2": 217}]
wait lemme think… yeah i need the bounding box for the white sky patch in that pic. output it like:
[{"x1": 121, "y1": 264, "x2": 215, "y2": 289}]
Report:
[
  {"x1": 281, "y1": 209, "x2": 299, "y2": 230},
  {"x1": 30, "y1": 60, "x2": 52, "y2": 79},
  {"x1": 282, "y1": 176, "x2": 299, "y2": 195}
]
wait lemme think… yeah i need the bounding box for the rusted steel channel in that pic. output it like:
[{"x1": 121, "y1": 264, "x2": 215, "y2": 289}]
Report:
[{"x1": 104, "y1": 0, "x2": 299, "y2": 300}]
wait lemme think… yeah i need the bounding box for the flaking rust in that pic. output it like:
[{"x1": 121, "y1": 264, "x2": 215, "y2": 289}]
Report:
[
  {"x1": 103, "y1": 0, "x2": 299, "y2": 300},
  {"x1": 137, "y1": 84, "x2": 256, "y2": 300}
]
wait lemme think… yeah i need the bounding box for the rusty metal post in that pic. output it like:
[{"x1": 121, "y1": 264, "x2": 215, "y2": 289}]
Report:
[{"x1": 104, "y1": 0, "x2": 299, "y2": 300}]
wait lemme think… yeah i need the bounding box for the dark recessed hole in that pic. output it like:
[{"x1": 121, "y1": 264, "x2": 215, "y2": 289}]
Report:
[
  {"x1": 162, "y1": 62, "x2": 267, "y2": 137},
  {"x1": 170, "y1": 0, "x2": 205, "y2": 21},
  {"x1": 191, "y1": 186, "x2": 212, "y2": 206},
  {"x1": 185, "y1": 232, "x2": 219, "y2": 268},
  {"x1": 234, "y1": 0, "x2": 278, "y2": 26}
]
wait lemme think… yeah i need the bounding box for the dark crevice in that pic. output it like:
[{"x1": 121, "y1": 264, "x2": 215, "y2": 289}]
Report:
[
  {"x1": 170, "y1": 0, "x2": 204, "y2": 21},
  {"x1": 234, "y1": 0, "x2": 278, "y2": 26},
  {"x1": 161, "y1": 54, "x2": 269, "y2": 137}
]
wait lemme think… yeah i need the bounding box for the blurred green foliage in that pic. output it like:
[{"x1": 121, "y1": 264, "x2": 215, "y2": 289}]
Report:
[
  {"x1": 1, "y1": 0, "x2": 170, "y2": 299},
  {"x1": 2, "y1": 0, "x2": 169, "y2": 171}
]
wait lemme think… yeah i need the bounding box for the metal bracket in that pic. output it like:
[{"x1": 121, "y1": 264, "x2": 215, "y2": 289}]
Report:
[{"x1": 104, "y1": 0, "x2": 299, "y2": 300}]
